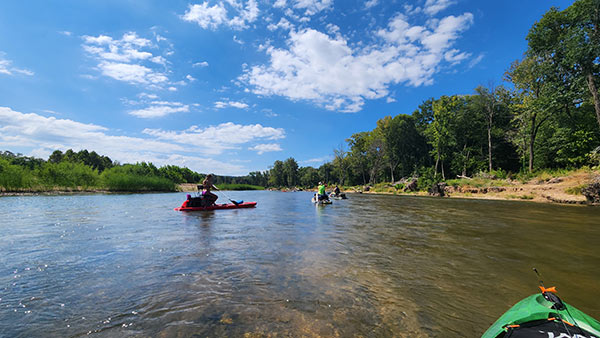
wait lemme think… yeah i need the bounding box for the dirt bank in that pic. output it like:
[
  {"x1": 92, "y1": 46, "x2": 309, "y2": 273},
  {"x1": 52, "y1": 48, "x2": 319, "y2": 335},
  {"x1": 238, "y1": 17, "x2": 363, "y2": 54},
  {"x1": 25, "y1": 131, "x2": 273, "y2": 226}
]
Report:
[{"x1": 357, "y1": 170, "x2": 599, "y2": 206}]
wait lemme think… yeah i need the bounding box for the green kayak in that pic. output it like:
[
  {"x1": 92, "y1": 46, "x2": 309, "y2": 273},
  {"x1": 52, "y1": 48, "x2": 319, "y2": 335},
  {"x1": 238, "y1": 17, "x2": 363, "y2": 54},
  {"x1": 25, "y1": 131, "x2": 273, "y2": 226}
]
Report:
[{"x1": 482, "y1": 287, "x2": 600, "y2": 338}]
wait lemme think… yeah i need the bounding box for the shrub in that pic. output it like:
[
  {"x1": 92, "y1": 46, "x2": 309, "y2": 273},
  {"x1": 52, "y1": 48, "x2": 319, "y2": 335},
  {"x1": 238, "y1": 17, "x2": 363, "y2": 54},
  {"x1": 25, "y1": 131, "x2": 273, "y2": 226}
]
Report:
[
  {"x1": 0, "y1": 158, "x2": 34, "y2": 190},
  {"x1": 101, "y1": 167, "x2": 176, "y2": 191},
  {"x1": 38, "y1": 162, "x2": 99, "y2": 188}
]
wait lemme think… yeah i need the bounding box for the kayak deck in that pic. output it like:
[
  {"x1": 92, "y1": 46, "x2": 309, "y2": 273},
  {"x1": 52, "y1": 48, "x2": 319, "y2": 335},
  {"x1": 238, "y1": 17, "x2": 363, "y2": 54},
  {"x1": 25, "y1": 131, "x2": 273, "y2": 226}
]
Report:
[
  {"x1": 175, "y1": 201, "x2": 257, "y2": 211},
  {"x1": 482, "y1": 293, "x2": 600, "y2": 338}
]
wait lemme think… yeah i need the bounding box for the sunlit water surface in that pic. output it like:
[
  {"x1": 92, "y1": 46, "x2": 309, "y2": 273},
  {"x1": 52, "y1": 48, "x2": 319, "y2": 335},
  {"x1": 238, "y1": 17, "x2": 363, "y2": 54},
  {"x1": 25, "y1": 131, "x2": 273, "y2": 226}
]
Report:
[{"x1": 1, "y1": 191, "x2": 599, "y2": 337}]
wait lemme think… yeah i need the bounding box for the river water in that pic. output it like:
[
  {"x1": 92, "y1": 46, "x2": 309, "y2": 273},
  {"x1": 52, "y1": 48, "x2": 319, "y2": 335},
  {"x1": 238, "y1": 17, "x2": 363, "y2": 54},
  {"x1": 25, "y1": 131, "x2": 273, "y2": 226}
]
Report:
[{"x1": 0, "y1": 191, "x2": 598, "y2": 337}]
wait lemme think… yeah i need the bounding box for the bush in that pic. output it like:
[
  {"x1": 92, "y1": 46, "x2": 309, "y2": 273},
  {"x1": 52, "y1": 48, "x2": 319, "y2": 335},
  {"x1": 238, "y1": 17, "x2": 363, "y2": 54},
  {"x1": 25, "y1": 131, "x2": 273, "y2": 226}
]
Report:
[
  {"x1": 38, "y1": 162, "x2": 99, "y2": 188},
  {"x1": 0, "y1": 158, "x2": 34, "y2": 190},
  {"x1": 101, "y1": 166, "x2": 176, "y2": 191},
  {"x1": 416, "y1": 167, "x2": 439, "y2": 191}
]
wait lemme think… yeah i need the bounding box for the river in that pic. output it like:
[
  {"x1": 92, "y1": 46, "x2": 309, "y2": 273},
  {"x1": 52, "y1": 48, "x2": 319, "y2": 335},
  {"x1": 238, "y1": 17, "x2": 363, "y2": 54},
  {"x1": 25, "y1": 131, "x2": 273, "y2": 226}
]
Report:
[{"x1": 1, "y1": 191, "x2": 599, "y2": 337}]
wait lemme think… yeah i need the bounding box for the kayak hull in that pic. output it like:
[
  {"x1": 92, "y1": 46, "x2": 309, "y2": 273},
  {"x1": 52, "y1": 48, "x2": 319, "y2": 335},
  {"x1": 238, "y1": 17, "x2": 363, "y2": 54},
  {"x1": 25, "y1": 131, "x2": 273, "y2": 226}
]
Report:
[
  {"x1": 311, "y1": 196, "x2": 332, "y2": 204},
  {"x1": 482, "y1": 293, "x2": 600, "y2": 338},
  {"x1": 175, "y1": 201, "x2": 257, "y2": 211}
]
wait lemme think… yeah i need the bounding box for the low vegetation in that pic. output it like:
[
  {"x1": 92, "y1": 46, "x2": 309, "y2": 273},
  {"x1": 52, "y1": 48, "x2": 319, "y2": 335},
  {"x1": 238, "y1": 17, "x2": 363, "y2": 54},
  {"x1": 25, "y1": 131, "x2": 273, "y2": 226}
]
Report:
[{"x1": 0, "y1": 150, "x2": 198, "y2": 193}]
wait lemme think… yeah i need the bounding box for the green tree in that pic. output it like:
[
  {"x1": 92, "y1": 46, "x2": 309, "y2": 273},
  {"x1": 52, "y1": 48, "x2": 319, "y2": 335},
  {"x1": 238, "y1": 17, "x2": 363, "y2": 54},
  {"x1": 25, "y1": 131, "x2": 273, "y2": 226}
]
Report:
[
  {"x1": 346, "y1": 132, "x2": 370, "y2": 185},
  {"x1": 282, "y1": 157, "x2": 299, "y2": 187},
  {"x1": 506, "y1": 58, "x2": 553, "y2": 172},
  {"x1": 527, "y1": 0, "x2": 600, "y2": 129}
]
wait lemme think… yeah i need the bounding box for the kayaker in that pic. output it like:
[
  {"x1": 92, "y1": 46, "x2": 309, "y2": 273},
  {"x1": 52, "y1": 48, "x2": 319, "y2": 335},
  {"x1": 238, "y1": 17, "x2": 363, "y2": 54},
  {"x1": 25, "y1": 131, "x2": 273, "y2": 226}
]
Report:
[
  {"x1": 317, "y1": 182, "x2": 329, "y2": 201},
  {"x1": 200, "y1": 174, "x2": 219, "y2": 206},
  {"x1": 333, "y1": 185, "x2": 341, "y2": 195}
]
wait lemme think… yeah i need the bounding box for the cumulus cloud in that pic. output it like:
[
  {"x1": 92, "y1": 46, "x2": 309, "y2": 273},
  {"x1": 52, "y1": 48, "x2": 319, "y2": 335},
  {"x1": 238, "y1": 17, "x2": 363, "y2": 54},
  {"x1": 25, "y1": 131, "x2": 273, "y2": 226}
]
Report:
[
  {"x1": 0, "y1": 106, "x2": 182, "y2": 157},
  {"x1": 214, "y1": 100, "x2": 249, "y2": 109},
  {"x1": 240, "y1": 12, "x2": 473, "y2": 112},
  {"x1": 82, "y1": 32, "x2": 169, "y2": 86},
  {"x1": 182, "y1": 0, "x2": 260, "y2": 30},
  {"x1": 249, "y1": 143, "x2": 282, "y2": 154},
  {"x1": 142, "y1": 122, "x2": 285, "y2": 155},
  {"x1": 129, "y1": 101, "x2": 190, "y2": 118},
  {"x1": 0, "y1": 54, "x2": 34, "y2": 76},
  {"x1": 0, "y1": 107, "x2": 279, "y2": 175}
]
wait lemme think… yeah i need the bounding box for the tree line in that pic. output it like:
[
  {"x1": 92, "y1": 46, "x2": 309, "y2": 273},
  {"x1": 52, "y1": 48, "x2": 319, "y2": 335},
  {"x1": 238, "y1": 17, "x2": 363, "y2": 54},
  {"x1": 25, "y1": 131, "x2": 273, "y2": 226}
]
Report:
[
  {"x1": 242, "y1": 0, "x2": 600, "y2": 189},
  {"x1": 0, "y1": 149, "x2": 204, "y2": 192}
]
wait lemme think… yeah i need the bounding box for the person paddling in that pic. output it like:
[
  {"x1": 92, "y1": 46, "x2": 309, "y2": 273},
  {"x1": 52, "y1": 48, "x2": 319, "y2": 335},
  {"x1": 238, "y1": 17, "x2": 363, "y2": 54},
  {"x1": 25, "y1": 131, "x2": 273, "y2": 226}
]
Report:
[
  {"x1": 317, "y1": 181, "x2": 329, "y2": 201},
  {"x1": 200, "y1": 174, "x2": 219, "y2": 206}
]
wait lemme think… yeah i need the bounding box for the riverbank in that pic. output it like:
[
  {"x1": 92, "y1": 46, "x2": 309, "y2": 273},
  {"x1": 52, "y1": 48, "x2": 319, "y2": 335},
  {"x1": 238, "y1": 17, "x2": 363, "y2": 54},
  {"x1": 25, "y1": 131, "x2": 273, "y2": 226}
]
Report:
[{"x1": 353, "y1": 169, "x2": 599, "y2": 205}]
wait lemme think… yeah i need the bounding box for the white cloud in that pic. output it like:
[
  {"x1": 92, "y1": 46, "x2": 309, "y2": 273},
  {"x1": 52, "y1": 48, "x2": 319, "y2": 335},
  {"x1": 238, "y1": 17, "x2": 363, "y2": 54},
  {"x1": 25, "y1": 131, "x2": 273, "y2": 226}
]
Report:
[
  {"x1": 249, "y1": 143, "x2": 282, "y2": 154},
  {"x1": 182, "y1": 2, "x2": 228, "y2": 29},
  {"x1": 468, "y1": 53, "x2": 485, "y2": 68},
  {"x1": 193, "y1": 61, "x2": 209, "y2": 67},
  {"x1": 97, "y1": 62, "x2": 168, "y2": 85},
  {"x1": 365, "y1": 0, "x2": 379, "y2": 9},
  {"x1": 0, "y1": 107, "x2": 259, "y2": 175},
  {"x1": 186, "y1": 74, "x2": 196, "y2": 82},
  {"x1": 82, "y1": 32, "x2": 169, "y2": 87},
  {"x1": 424, "y1": 0, "x2": 456, "y2": 16},
  {"x1": 0, "y1": 106, "x2": 181, "y2": 157},
  {"x1": 182, "y1": 1, "x2": 260, "y2": 30},
  {"x1": 214, "y1": 100, "x2": 249, "y2": 109},
  {"x1": 0, "y1": 54, "x2": 34, "y2": 76},
  {"x1": 143, "y1": 122, "x2": 285, "y2": 155},
  {"x1": 241, "y1": 12, "x2": 473, "y2": 112},
  {"x1": 268, "y1": 17, "x2": 294, "y2": 31},
  {"x1": 300, "y1": 155, "x2": 332, "y2": 165},
  {"x1": 293, "y1": 0, "x2": 333, "y2": 16},
  {"x1": 59, "y1": 31, "x2": 73, "y2": 36},
  {"x1": 129, "y1": 102, "x2": 190, "y2": 118}
]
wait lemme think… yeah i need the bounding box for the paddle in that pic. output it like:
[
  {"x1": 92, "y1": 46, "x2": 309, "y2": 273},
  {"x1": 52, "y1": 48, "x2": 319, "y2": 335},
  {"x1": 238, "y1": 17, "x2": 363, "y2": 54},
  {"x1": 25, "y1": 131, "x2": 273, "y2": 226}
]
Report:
[{"x1": 214, "y1": 187, "x2": 241, "y2": 205}]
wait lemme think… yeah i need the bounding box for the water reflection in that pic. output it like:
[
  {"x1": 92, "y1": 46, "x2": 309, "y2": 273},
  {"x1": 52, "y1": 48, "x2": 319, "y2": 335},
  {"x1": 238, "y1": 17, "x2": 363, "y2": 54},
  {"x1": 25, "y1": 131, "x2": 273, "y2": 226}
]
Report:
[{"x1": 0, "y1": 191, "x2": 598, "y2": 337}]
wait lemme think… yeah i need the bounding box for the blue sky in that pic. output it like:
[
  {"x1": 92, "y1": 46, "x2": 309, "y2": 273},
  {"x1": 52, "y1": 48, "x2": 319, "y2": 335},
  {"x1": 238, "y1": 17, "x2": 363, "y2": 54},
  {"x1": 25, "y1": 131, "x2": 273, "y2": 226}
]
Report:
[{"x1": 0, "y1": 0, "x2": 574, "y2": 175}]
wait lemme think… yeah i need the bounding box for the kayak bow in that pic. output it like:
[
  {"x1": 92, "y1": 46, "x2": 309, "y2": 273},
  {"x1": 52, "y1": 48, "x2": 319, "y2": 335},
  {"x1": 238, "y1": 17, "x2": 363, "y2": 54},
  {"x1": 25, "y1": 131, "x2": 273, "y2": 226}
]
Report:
[{"x1": 482, "y1": 288, "x2": 600, "y2": 338}]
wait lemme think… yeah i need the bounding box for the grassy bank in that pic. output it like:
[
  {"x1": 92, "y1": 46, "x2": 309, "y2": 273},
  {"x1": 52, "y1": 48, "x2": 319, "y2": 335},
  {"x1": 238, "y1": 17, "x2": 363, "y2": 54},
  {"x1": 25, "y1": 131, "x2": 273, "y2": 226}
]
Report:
[{"x1": 0, "y1": 158, "x2": 178, "y2": 193}]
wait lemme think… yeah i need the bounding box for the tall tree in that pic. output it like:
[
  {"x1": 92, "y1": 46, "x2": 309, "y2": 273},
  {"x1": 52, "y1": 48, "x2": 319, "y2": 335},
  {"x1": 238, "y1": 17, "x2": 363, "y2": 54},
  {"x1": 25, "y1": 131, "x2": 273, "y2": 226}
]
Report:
[
  {"x1": 527, "y1": 0, "x2": 600, "y2": 129},
  {"x1": 346, "y1": 132, "x2": 370, "y2": 185},
  {"x1": 474, "y1": 85, "x2": 500, "y2": 172},
  {"x1": 282, "y1": 157, "x2": 299, "y2": 187},
  {"x1": 506, "y1": 58, "x2": 553, "y2": 172}
]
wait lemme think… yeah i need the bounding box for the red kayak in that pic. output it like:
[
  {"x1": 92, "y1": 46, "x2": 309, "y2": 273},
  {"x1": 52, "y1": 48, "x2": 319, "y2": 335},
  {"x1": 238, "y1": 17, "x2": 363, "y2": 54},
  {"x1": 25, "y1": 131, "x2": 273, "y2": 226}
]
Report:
[{"x1": 175, "y1": 201, "x2": 257, "y2": 211}]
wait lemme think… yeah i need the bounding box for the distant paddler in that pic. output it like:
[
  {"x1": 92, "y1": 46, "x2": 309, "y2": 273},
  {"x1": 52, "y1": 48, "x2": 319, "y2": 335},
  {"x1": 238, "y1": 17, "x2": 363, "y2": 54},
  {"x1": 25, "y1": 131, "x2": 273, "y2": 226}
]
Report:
[{"x1": 317, "y1": 181, "x2": 330, "y2": 202}]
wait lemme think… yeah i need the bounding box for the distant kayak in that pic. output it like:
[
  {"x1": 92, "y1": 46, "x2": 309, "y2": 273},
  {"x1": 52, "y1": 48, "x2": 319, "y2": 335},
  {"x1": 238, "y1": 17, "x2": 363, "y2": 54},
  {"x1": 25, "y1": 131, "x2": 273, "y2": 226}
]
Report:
[
  {"x1": 482, "y1": 287, "x2": 600, "y2": 338},
  {"x1": 330, "y1": 192, "x2": 347, "y2": 199},
  {"x1": 311, "y1": 194, "x2": 332, "y2": 204},
  {"x1": 175, "y1": 201, "x2": 257, "y2": 211}
]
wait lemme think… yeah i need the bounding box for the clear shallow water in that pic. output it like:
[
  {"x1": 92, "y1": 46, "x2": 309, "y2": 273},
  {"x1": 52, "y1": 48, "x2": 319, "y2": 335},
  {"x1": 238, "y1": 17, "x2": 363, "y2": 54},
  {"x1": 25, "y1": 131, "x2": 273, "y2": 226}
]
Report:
[{"x1": 1, "y1": 191, "x2": 599, "y2": 337}]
